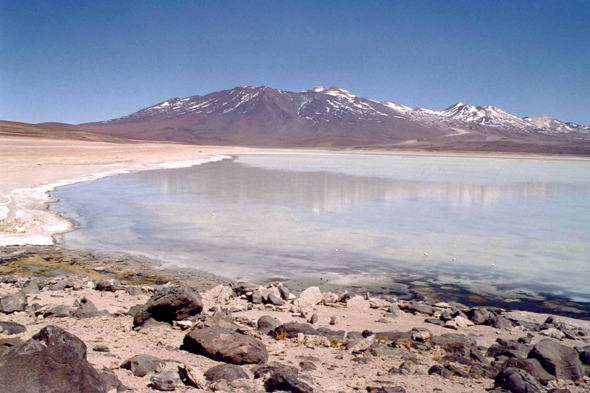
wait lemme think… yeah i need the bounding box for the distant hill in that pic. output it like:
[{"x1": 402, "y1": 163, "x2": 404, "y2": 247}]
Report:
[{"x1": 0, "y1": 120, "x2": 132, "y2": 143}]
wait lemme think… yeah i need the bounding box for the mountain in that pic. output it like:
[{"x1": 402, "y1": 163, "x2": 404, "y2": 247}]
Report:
[
  {"x1": 71, "y1": 86, "x2": 590, "y2": 152},
  {"x1": 78, "y1": 86, "x2": 447, "y2": 147},
  {"x1": 523, "y1": 116, "x2": 590, "y2": 135}
]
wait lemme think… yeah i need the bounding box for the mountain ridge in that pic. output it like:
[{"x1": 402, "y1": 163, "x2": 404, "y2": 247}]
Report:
[{"x1": 63, "y1": 85, "x2": 590, "y2": 150}]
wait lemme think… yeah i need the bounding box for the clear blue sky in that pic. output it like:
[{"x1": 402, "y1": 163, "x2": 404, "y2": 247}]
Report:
[{"x1": 1, "y1": 0, "x2": 589, "y2": 125}]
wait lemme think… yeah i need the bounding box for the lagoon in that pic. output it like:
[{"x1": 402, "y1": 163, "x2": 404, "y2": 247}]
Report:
[{"x1": 51, "y1": 152, "x2": 590, "y2": 309}]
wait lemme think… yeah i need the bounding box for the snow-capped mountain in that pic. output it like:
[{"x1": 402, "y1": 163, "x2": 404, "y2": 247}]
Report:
[
  {"x1": 524, "y1": 116, "x2": 590, "y2": 135},
  {"x1": 77, "y1": 85, "x2": 590, "y2": 147},
  {"x1": 437, "y1": 103, "x2": 537, "y2": 132}
]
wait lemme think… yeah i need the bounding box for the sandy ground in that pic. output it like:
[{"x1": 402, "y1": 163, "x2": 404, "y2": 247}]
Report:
[
  {"x1": 1, "y1": 280, "x2": 589, "y2": 393},
  {"x1": 0, "y1": 136, "x2": 248, "y2": 246}
]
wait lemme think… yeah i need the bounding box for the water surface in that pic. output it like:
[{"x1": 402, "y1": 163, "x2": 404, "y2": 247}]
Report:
[{"x1": 51, "y1": 153, "x2": 590, "y2": 308}]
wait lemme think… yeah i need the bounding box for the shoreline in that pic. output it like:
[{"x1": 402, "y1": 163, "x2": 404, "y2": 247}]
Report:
[
  {"x1": 2, "y1": 139, "x2": 590, "y2": 320},
  {"x1": 0, "y1": 135, "x2": 242, "y2": 247}
]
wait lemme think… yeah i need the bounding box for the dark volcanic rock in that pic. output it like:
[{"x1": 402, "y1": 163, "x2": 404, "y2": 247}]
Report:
[
  {"x1": 257, "y1": 315, "x2": 279, "y2": 334},
  {"x1": 428, "y1": 363, "x2": 470, "y2": 379},
  {"x1": 254, "y1": 362, "x2": 299, "y2": 380},
  {"x1": 95, "y1": 279, "x2": 121, "y2": 292},
  {"x1": 183, "y1": 326, "x2": 268, "y2": 364},
  {"x1": 579, "y1": 345, "x2": 590, "y2": 365},
  {"x1": 43, "y1": 305, "x2": 74, "y2": 318},
  {"x1": 0, "y1": 325, "x2": 107, "y2": 393},
  {"x1": 264, "y1": 367, "x2": 314, "y2": 393},
  {"x1": 73, "y1": 297, "x2": 109, "y2": 318},
  {"x1": 134, "y1": 285, "x2": 203, "y2": 327},
  {"x1": 503, "y1": 358, "x2": 555, "y2": 386},
  {"x1": 468, "y1": 307, "x2": 495, "y2": 325},
  {"x1": 150, "y1": 370, "x2": 180, "y2": 391},
  {"x1": 366, "y1": 388, "x2": 406, "y2": 393},
  {"x1": 487, "y1": 339, "x2": 532, "y2": 359},
  {"x1": 431, "y1": 334, "x2": 488, "y2": 366},
  {"x1": 126, "y1": 304, "x2": 144, "y2": 317},
  {"x1": 398, "y1": 301, "x2": 434, "y2": 315},
  {"x1": 528, "y1": 339, "x2": 584, "y2": 381},
  {"x1": 270, "y1": 323, "x2": 319, "y2": 339},
  {"x1": 0, "y1": 291, "x2": 27, "y2": 313},
  {"x1": 120, "y1": 354, "x2": 165, "y2": 377},
  {"x1": 21, "y1": 280, "x2": 40, "y2": 294},
  {"x1": 268, "y1": 294, "x2": 285, "y2": 306},
  {"x1": 0, "y1": 321, "x2": 25, "y2": 335},
  {"x1": 205, "y1": 364, "x2": 249, "y2": 383},
  {"x1": 99, "y1": 369, "x2": 128, "y2": 393},
  {"x1": 0, "y1": 337, "x2": 23, "y2": 357},
  {"x1": 495, "y1": 367, "x2": 543, "y2": 393},
  {"x1": 0, "y1": 275, "x2": 18, "y2": 284},
  {"x1": 125, "y1": 286, "x2": 143, "y2": 296}
]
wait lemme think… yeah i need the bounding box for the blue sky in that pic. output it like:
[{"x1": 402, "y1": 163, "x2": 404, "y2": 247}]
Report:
[{"x1": 1, "y1": 0, "x2": 589, "y2": 124}]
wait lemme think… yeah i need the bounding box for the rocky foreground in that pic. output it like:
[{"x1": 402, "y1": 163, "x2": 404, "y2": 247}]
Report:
[{"x1": 1, "y1": 275, "x2": 590, "y2": 393}]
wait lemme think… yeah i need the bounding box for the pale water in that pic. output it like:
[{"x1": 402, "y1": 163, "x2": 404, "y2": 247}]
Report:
[{"x1": 51, "y1": 153, "x2": 590, "y2": 308}]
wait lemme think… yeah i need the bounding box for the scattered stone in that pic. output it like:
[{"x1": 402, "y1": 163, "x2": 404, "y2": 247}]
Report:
[
  {"x1": 0, "y1": 276, "x2": 18, "y2": 284},
  {"x1": 95, "y1": 279, "x2": 121, "y2": 292},
  {"x1": 178, "y1": 364, "x2": 207, "y2": 389},
  {"x1": 21, "y1": 280, "x2": 40, "y2": 294},
  {"x1": 150, "y1": 370, "x2": 180, "y2": 391},
  {"x1": 0, "y1": 326, "x2": 107, "y2": 393},
  {"x1": 48, "y1": 281, "x2": 68, "y2": 291},
  {"x1": 539, "y1": 328, "x2": 566, "y2": 340},
  {"x1": 369, "y1": 298, "x2": 390, "y2": 309},
  {"x1": 347, "y1": 295, "x2": 370, "y2": 311},
  {"x1": 0, "y1": 321, "x2": 25, "y2": 335},
  {"x1": 453, "y1": 315, "x2": 474, "y2": 328},
  {"x1": 73, "y1": 297, "x2": 108, "y2": 318},
  {"x1": 494, "y1": 315, "x2": 514, "y2": 330},
  {"x1": 183, "y1": 326, "x2": 268, "y2": 364},
  {"x1": 93, "y1": 344, "x2": 110, "y2": 352},
  {"x1": 43, "y1": 305, "x2": 74, "y2": 318},
  {"x1": 503, "y1": 357, "x2": 555, "y2": 386},
  {"x1": 251, "y1": 290, "x2": 263, "y2": 304},
  {"x1": 0, "y1": 337, "x2": 23, "y2": 357},
  {"x1": 309, "y1": 313, "x2": 319, "y2": 325},
  {"x1": 528, "y1": 339, "x2": 584, "y2": 381},
  {"x1": 268, "y1": 294, "x2": 285, "y2": 306},
  {"x1": 270, "y1": 323, "x2": 318, "y2": 339},
  {"x1": 425, "y1": 318, "x2": 445, "y2": 327},
  {"x1": 293, "y1": 287, "x2": 322, "y2": 308},
  {"x1": 411, "y1": 328, "x2": 432, "y2": 342},
  {"x1": 207, "y1": 284, "x2": 234, "y2": 304},
  {"x1": 487, "y1": 338, "x2": 532, "y2": 359},
  {"x1": 253, "y1": 362, "x2": 298, "y2": 380},
  {"x1": 329, "y1": 316, "x2": 338, "y2": 325},
  {"x1": 398, "y1": 301, "x2": 434, "y2": 316},
  {"x1": 134, "y1": 285, "x2": 203, "y2": 327},
  {"x1": 0, "y1": 291, "x2": 27, "y2": 313},
  {"x1": 205, "y1": 364, "x2": 249, "y2": 383},
  {"x1": 366, "y1": 387, "x2": 406, "y2": 393},
  {"x1": 579, "y1": 345, "x2": 590, "y2": 365},
  {"x1": 495, "y1": 367, "x2": 543, "y2": 393},
  {"x1": 121, "y1": 354, "x2": 166, "y2": 377},
  {"x1": 299, "y1": 361, "x2": 316, "y2": 371},
  {"x1": 257, "y1": 315, "x2": 279, "y2": 334},
  {"x1": 277, "y1": 283, "x2": 290, "y2": 300},
  {"x1": 99, "y1": 369, "x2": 128, "y2": 393},
  {"x1": 264, "y1": 367, "x2": 314, "y2": 393},
  {"x1": 125, "y1": 286, "x2": 143, "y2": 296}
]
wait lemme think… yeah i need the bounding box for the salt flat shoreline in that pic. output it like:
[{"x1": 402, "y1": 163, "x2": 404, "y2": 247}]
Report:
[
  {"x1": 2, "y1": 136, "x2": 590, "y2": 392},
  {"x1": 2, "y1": 136, "x2": 590, "y2": 317}
]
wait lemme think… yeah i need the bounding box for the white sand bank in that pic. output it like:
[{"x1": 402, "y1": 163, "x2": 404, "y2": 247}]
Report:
[{"x1": 0, "y1": 136, "x2": 244, "y2": 246}]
